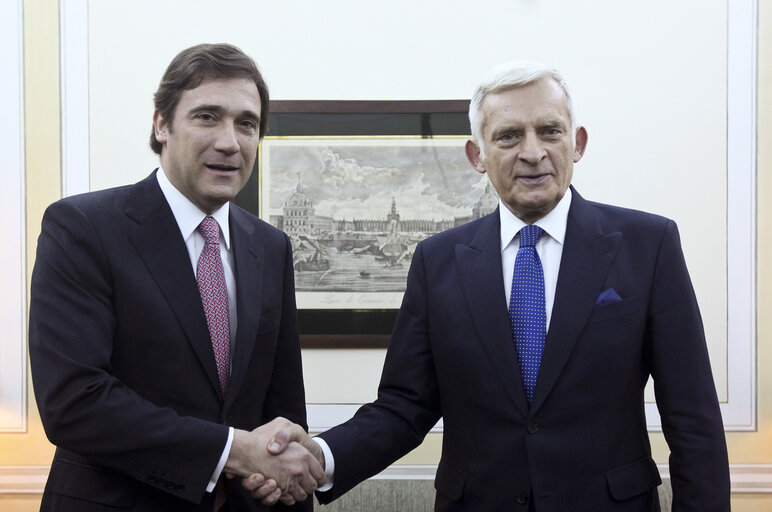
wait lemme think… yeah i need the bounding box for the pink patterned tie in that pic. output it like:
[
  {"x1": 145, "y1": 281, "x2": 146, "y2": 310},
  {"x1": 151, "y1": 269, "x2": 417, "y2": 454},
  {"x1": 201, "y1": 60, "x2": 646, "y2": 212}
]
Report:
[
  {"x1": 197, "y1": 218, "x2": 230, "y2": 511},
  {"x1": 196, "y1": 217, "x2": 230, "y2": 394}
]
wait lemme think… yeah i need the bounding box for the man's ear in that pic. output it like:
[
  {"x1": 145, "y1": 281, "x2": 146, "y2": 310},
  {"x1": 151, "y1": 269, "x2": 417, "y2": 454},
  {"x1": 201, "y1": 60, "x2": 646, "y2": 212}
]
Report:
[
  {"x1": 153, "y1": 110, "x2": 169, "y2": 144},
  {"x1": 573, "y1": 126, "x2": 588, "y2": 163},
  {"x1": 465, "y1": 140, "x2": 486, "y2": 174}
]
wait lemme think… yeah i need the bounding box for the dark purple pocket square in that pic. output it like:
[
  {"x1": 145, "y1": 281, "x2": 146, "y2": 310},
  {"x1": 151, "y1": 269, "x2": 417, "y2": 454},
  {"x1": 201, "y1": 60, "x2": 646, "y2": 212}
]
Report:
[{"x1": 596, "y1": 288, "x2": 623, "y2": 305}]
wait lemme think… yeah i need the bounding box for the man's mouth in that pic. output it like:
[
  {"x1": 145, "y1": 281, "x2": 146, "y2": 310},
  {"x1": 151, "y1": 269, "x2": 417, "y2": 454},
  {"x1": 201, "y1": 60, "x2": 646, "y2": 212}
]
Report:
[
  {"x1": 518, "y1": 174, "x2": 549, "y2": 184},
  {"x1": 206, "y1": 164, "x2": 239, "y2": 172}
]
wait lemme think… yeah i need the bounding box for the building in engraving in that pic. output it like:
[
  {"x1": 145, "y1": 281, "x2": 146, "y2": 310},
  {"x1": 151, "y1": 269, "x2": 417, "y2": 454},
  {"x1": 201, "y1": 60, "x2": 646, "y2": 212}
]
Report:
[
  {"x1": 282, "y1": 183, "x2": 333, "y2": 236},
  {"x1": 273, "y1": 181, "x2": 498, "y2": 237},
  {"x1": 473, "y1": 183, "x2": 499, "y2": 218},
  {"x1": 454, "y1": 183, "x2": 499, "y2": 226},
  {"x1": 282, "y1": 184, "x2": 314, "y2": 236}
]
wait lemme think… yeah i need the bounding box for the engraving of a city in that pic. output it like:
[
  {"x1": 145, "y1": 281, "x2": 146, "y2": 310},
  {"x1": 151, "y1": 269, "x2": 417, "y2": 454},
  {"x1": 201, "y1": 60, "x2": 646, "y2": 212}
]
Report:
[{"x1": 260, "y1": 138, "x2": 498, "y2": 309}]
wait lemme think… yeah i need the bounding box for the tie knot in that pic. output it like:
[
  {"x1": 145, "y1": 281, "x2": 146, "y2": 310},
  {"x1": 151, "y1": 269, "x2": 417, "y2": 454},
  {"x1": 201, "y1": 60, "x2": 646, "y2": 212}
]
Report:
[
  {"x1": 198, "y1": 217, "x2": 220, "y2": 246},
  {"x1": 519, "y1": 225, "x2": 544, "y2": 248}
]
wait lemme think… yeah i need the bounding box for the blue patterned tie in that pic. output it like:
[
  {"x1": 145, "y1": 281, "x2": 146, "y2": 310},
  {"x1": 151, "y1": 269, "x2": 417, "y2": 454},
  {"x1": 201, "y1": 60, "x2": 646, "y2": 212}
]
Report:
[{"x1": 509, "y1": 225, "x2": 546, "y2": 404}]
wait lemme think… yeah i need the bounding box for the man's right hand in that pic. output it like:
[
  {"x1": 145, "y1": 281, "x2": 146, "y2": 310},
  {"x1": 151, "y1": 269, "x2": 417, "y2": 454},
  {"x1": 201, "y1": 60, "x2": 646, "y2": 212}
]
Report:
[
  {"x1": 225, "y1": 417, "x2": 324, "y2": 504},
  {"x1": 241, "y1": 421, "x2": 326, "y2": 506}
]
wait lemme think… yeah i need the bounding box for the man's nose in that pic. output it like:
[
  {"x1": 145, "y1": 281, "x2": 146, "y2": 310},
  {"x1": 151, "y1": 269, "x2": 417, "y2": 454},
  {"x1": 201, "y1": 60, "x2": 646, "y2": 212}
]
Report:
[
  {"x1": 518, "y1": 134, "x2": 547, "y2": 164},
  {"x1": 214, "y1": 122, "x2": 239, "y2": 153}
]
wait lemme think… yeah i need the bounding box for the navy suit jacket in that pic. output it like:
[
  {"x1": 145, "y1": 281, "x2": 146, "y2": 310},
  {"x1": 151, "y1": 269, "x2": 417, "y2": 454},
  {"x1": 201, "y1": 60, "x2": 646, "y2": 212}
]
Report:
[
  {"x1": 29, "y1": 172, "x2": 310, "y2": 511},
  {"x1": 317, "y1": 188, "x2": 730, "y2": 511}
]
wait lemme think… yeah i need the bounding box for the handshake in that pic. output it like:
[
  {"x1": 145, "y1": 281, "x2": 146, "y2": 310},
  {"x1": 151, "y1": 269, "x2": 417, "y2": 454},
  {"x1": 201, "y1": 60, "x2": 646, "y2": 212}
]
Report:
[{"x1": 225, "y1": 417, "x2": 326, "y2": 506}]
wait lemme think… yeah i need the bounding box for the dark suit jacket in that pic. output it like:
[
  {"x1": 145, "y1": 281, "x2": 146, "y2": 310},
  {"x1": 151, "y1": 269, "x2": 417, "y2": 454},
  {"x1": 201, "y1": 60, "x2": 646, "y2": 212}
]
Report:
[
  {"x1": 29, "y1": 172, "x2": 310, "y2": 511},
  {"x1": 317, "y1": 188, "x2": 730, "y2": 511}
]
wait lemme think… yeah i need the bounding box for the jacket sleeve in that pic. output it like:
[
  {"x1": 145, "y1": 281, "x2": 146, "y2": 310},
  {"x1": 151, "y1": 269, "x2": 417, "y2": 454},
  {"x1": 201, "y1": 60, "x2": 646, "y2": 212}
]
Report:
[
  {"x1": 316, "y1": 242, "x2": 442, "y2": 504},
  {"x1": 29, "y1": 200, "x2": 228, "y2": 504},
  {"x1": 648, "y1": 220, "x2": 731, "y2": 511}
]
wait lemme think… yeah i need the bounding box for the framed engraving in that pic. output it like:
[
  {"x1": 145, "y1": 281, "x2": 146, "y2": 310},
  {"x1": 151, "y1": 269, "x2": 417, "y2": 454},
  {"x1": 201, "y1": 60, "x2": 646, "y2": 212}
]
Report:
[{"x1": 237, "y1": 101, "x2": 493, "y2": 347}]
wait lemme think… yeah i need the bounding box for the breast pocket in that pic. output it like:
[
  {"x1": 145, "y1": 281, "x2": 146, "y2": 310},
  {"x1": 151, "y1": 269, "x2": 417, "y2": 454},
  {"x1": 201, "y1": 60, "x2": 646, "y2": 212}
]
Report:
[{"x1": 586, "y1": 295, "x2": 641, "y2": 326}]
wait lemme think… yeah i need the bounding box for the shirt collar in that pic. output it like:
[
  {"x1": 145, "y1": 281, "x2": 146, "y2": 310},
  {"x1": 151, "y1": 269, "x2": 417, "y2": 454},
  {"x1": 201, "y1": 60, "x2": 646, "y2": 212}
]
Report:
[
  {"x1": 499, "y1": 187, "x2": 572, "y2": 251},
  {"x1": 156, "y1": 167, "x2": 231, "y2": 249}
]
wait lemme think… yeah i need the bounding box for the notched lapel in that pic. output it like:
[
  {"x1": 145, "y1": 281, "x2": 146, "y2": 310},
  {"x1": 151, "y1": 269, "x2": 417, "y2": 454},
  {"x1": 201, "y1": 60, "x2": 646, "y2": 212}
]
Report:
[
  {"x1": 456, "y1": 213, "x2": 529, "y2": 417},
  {"x1": 126, "y1": 175, "x2": 224, "y2": 399},
  {"x1": 530, "y1": 193, "x2": 622, "y2": 413},
  {"x1": 225, "y1": 210, "x2": 264, "y2": 408}
]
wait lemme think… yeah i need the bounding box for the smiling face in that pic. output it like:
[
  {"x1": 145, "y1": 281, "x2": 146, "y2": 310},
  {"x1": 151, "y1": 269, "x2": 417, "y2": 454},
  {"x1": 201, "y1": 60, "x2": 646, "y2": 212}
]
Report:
[
  {"x1": 153, "y1": 77, "x2": 262, "y2": 214},
  {"x1": 465, "y1": 77, "x2": 587, "y2": 223}
]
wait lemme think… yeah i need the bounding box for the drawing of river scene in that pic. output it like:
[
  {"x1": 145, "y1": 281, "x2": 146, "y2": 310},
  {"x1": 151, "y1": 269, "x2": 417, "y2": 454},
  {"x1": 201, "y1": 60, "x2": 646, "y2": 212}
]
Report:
[{"x1": 260, "y1": 137, "x2": 499, "y2": 309}]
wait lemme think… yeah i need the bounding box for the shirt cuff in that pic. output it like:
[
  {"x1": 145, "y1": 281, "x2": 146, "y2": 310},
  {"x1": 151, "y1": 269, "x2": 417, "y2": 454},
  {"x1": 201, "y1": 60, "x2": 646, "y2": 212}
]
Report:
[
  {"x1": 207, "y1": 427, "x2": 234, "y2": 492},
  {"x1": 312, "y1": 436, "x2": 335, "y2": 492}
]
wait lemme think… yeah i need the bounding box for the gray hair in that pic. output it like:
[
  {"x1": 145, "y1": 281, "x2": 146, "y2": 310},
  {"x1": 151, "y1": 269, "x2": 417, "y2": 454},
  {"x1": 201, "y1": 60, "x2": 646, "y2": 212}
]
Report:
[{"x1": 468, "y1": 61, "x2": 577, "y2": 155}]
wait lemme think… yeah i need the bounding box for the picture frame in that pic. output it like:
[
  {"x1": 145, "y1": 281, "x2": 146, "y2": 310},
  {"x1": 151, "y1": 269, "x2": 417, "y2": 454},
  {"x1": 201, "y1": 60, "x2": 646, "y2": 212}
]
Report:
[{"x1": 236, "y1": 100, "x2": 487, "y2": 348}]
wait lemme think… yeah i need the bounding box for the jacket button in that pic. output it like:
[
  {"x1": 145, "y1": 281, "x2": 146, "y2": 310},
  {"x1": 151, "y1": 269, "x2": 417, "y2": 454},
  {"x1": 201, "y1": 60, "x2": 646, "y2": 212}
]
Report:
[{"x1": 527, "y1": 423, "x2": 539, "y2": 434}]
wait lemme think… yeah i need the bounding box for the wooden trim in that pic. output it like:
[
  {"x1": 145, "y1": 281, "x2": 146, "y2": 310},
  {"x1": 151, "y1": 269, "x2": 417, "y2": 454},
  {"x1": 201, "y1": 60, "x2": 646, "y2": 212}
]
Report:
[
  {"x1": 2, "y1": 464, "x2": 771, "y2": 494},
  {"x1": 270, "y1": 100, "x2": 469, "y2": 115},
  {"x1": 0, "y1": 466, "x2": 49, "y2": 494}
]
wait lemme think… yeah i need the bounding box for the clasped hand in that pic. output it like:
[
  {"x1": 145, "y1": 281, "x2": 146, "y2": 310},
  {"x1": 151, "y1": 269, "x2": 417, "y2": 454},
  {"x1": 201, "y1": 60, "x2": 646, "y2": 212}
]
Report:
[{"x1": 225, "y1": 417, "x2": 325, "y2": 505}]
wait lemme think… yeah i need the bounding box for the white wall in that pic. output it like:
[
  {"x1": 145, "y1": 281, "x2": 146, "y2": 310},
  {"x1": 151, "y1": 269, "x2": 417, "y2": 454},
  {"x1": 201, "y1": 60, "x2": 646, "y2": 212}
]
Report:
[{"x1": 60, "y1": 0, "x2": 756, "y2": 430}]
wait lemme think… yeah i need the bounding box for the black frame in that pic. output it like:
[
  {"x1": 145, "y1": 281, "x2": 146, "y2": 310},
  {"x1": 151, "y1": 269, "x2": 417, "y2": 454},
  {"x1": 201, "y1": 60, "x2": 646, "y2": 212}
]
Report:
[{"x1": 235, "y1": 100, "x2": 471, "y2": 348}]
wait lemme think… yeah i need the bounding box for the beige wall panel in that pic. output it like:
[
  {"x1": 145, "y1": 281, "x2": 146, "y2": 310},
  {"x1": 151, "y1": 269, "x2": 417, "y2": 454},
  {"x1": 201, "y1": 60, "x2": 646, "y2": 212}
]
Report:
[{"x1": 5, "y1": 0, "x2": 770, "y2": 510}]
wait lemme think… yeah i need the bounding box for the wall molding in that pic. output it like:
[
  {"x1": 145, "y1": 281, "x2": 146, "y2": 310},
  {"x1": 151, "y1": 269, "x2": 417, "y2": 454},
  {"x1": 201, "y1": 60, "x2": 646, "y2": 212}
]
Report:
[
  {"x1": 0, "y1": 0, "x2": 27, "y2": 433},
  {"x1": 59, "y1": 0, "x2": 90, "y2": 196},
  {"x1": 2, "y1": 464, "x2": 771, "y2": 494},
  {"x1": 725, "y1": 465, "x2": 772, "y2": 494},
  {"x1": 0, "y1": 466, "x2": 49, "y2": 494},
  {"x1": 312, "y1": 0, "x2": 758, "y2": 432}
]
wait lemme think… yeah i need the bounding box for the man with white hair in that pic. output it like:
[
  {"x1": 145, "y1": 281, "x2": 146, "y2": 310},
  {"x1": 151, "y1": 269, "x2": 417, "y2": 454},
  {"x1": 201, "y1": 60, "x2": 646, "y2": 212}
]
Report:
[{"x1": 259, "y1": 61, "x2": 731, "y2": 511}]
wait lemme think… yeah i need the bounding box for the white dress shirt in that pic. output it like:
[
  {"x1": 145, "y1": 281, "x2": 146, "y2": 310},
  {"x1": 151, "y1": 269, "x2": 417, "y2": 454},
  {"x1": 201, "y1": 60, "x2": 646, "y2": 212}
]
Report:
[
  {"x1": 156, "y1": 168, "x2": 236, "y2": 492},
  {"x1": 500, "y1": 188, "x2": 572, "y2": 330}
]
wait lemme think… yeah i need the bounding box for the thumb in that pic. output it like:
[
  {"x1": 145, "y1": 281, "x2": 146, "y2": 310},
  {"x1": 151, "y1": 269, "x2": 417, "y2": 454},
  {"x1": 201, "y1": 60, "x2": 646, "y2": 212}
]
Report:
[{"x1": 267, "y1": 426, "x2": 295, "y2": 455}]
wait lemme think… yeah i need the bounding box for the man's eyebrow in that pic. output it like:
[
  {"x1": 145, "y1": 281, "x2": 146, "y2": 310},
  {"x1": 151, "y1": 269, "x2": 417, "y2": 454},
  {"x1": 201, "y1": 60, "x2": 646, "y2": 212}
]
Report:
[
  {"x1": 490, "y1": 125, "x2": 522, "y2": 138},
  {"x1": 540, "y1": 119, "x2": 566, "y2": 129},
  {"x1": 239, "y1": 109, "x2": 261, "y2": 122},
  {"x1": 188, "y1": 104, "x2": 261, "y2": 122},
  {"x1": 188, "y1": 104, "x2": 223, "y2": 115}
]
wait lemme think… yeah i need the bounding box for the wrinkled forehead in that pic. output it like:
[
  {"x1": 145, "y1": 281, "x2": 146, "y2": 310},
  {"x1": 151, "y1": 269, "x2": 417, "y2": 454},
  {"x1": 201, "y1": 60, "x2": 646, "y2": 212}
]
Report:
[{"x1": 481, "y1": 79, "x2": 571, "y2": 130}]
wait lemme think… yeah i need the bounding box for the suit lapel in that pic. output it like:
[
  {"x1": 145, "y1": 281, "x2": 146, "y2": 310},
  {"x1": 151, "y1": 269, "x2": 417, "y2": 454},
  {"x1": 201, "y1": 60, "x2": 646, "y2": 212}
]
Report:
[
  {"x1": 529, "y1": 189, "x2": 621, "y2": 413},
  {"x1": 224, "y1": 208, "x2": 265, "y2": 410},
  {"x1": 456, "y1": 211, "x2": 530, "y2": 417},
  {"x1": 126, "y1": 173, "x2": 223, "y2": 398}
]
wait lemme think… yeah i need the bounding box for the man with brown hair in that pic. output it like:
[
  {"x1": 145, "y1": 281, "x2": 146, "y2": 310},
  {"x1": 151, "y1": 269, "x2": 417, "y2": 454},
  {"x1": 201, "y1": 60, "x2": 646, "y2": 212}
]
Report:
[{"x1": 29, "y1": 43, "x2": 322, "y2": 511}]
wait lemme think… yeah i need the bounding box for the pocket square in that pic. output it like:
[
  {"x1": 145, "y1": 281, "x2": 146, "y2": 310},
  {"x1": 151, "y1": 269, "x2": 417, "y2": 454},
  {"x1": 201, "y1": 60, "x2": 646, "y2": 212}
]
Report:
[{"x1": 596, "y1": 288, "x2": 623, "y2": 305}]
